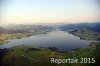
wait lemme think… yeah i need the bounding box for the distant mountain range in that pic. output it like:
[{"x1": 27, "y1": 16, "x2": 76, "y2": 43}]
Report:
[
  {"x1": 6, "y1": 24, "x2": 53, "y2": 31},
  {"x1": 59, "y1": 23, "x2": 100, "y2": 32},
  {"x1": 0, "y1": 23, "x2": 100, "y2": 34},
  {"x1": 0, "y1": 25, "x2": 54, "y2": 34},
  {"x1": 0, "y1": 27, "x2": 28, "y2": 34}
]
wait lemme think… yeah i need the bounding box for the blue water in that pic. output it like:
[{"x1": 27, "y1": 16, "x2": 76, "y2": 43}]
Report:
[{"x1": 0, "y1": 30, "x2": 90, "y2": 51}]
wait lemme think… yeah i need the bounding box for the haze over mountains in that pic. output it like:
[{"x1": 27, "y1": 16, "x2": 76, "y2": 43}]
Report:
[
  {"x1": 0, "y1": 22, "x2": 100, "y2": 34},
  {"x1": 0, "y1": 24, "x2": 54, "y2": 34},
  {"x1": 59, "y1": 22, "x2": 100, "y2": 32}
]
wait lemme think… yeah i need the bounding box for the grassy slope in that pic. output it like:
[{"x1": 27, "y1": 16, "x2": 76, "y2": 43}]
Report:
[
  {"x1": 0, "y1": 27, "x2": 54, "y2": 45},
  {"x1": 69, "y1": 29, "x2": 100, "y2": 40},
  {"x1": 1, "y1": 42, "x2": 100, "y2": 66},
  {"x1": 0, "y1": 33, "x2": 32, "y2": 45},
  {"x1": 0, "y1": 41, "x2": 8, "y2": 45},
  {"x1": 0, "y1": 33, "x2": 32, "y2": 40},
  {"x1": 1, "y1": 28, "x2": 100, "y2": 66}
]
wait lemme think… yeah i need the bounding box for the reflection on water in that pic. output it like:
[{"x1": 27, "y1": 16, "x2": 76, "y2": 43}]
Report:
[{"x1": 0, "y1": 30, "x2": 90, "y2": 51}]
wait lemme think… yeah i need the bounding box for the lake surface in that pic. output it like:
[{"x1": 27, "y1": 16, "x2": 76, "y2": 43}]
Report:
[{"x1": 0, "y1": 30, "x2": 90, "y2": 51}]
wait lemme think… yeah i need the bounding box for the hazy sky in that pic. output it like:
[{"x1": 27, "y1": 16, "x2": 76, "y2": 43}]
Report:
[{"x1": 0, "y1": 0, "x2": 100, "y2": 25}]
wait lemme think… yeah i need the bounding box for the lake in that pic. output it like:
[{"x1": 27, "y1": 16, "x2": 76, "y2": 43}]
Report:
[{"x1": 0, "y1": 30, "x2": 90, "y2": 51}]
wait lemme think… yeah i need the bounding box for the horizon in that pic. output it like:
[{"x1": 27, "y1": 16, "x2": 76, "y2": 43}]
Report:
[{"x1": 0, "y1": 0, "x2": 100, "y2": 25}]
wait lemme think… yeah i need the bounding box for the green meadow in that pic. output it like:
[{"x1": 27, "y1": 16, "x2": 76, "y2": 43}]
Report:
[{"x1": 1, "y1": 42, "x2": 100, "y2": 66}]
